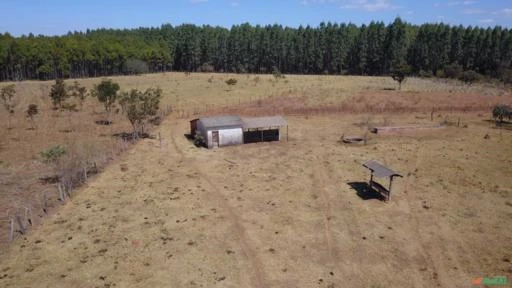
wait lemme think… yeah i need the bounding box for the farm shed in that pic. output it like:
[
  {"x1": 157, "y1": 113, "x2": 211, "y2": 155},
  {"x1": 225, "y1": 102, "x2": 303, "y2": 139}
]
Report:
[
  {"x1": 193, "y1": 116, "x2": 244, "y2": 149},
  {"x1": 190, "y1": 115, "x2": 287, "y2": 148}
]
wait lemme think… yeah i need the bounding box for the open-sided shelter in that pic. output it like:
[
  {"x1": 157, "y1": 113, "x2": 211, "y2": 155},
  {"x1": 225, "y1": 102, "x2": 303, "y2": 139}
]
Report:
[
  {"x1": 362, "y1": 160, "x2": 402, "y2": 201},
  {"x1": 242, "y1": 116, "x2": 288, "y2": 143}
]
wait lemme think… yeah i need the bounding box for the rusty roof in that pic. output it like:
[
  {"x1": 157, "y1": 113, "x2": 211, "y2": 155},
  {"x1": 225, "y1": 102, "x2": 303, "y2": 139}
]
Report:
[{"x1": 363, "y1": 160, "x2": 402, "y2": 178}]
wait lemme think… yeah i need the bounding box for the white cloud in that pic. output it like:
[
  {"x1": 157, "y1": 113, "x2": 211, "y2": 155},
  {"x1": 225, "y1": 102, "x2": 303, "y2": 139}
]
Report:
[
  {"x1": 491, "y1": 8, "x2": 512, "y2": 16},
  {"x1": 435, "y1": 1, "x2": 476, "y2": 8},
  {"x1": 502, "y1": 8, "x2": 512, "y2": 16},
  {"x1": 462, "y1": 8, "x2": 485, "y2": 15},
  {"x1": 189, "y1": 0, "x2": 208, "y2": 4},
  {"x1": 446, "y1": 1, "x2": 461, "y2": 6},
  {"x1": 230, "y1": 1, "x2": 240, "y2": 7},
  {"x1": 478, "y1": 19, "x2": 494, "y2": 23},
  {"x1": 340, "y1": 0, "x2": 400, "y2": 12}
]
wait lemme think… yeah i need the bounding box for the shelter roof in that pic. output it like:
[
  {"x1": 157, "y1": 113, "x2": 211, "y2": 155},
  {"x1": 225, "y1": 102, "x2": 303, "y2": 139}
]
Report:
[
  {"x1": 363, "y1": 160, "x2": 402, "y2": 178},
  {"x1": 242, "y1": 116, "x2": 287, "y2": 129}
]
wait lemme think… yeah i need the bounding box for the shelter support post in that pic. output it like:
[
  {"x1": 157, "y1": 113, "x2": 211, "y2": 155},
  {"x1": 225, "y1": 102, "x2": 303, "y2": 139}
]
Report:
[{"x1": 388, "y1": 176, "x2": 394, "y2": 202}]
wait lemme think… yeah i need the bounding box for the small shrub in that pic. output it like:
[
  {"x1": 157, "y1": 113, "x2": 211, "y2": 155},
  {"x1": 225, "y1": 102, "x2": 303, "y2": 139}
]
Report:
[
  {"x1": 68, "y1": 81, "x2": 88, "y2": 109},
  {"x1": 26, "y1": 104, "x2": 38, "y2": 129},
  {"x1": 61, "y1": 102, "x2": 78, "y2": 112},
  {"x1": 390, "y1": 64, "x2": 411, "y2": 90},
  {"x1": 443, "y1": 63, "x2": 463, "y2": 79},
  {"x1": 418, "y1": 69, "x2": 433, "y2": 78},
  {"x1": 194, "y1": 133, "x2": 205, "y2": 147},
  {"x1": 199, "y1": 63, "x2": 215, "y2": 73},
  {"x1": 460, "y1": 70, "x2": 481, "y2": 84},
  {"x1": 40, "y1": 145, "x2": 67, "y2": 163},
  {"x1": 49, "y1": 79, "x2": 69, "y2": 109},
  {"x1": 225, "y1": 78, "x2": 237, "y2": 86},
  {"x1": 91, "y1": 79, "x2": 120, "y2": 113},
  {"x1": 272, "y1": 68, "x2": 285, "y2": 80},
  {"x1": 492, "y1": 104, "x2": 512, "y2": 123}
]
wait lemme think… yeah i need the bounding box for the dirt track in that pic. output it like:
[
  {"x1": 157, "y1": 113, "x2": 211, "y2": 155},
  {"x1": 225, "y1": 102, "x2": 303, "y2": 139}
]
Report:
[{"x1": 1, "y1": 113, "x2": 511, "y2": 288}]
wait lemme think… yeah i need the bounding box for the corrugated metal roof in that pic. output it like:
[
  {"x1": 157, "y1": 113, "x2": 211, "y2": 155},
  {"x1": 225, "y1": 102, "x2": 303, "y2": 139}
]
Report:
[
  {"x1": 242, "y1": 116, "x2": 287, "y2": 129},
  {"x1": 199, "y1": 115, "x2": 243, "y2": 129},
  {"x1": 363, "y1": 160, "x2": 402, "y2": 178}
]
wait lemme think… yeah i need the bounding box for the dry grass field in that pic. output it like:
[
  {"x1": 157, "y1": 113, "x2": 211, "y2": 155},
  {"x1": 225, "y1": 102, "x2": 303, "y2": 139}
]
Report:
[{"x1": 0, "y1": 72, "x2": 511, "y2": 287}]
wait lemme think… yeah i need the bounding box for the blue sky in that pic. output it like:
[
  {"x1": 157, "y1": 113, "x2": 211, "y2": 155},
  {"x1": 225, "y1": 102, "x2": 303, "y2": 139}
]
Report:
[{"x1": 2, "y1": 0, "x2": 512, "y2": 36}]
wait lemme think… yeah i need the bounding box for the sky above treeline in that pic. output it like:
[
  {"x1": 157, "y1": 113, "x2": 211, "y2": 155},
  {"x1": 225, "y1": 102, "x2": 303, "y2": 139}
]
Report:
[{"x1": 2, "y1": 0, "x2": 512, "y2": 36}]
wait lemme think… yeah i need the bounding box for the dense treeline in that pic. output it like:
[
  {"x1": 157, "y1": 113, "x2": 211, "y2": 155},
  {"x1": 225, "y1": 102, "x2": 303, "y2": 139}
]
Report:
[{"x1": 1, "y1": 18, "x2": 511, "y2": 81}]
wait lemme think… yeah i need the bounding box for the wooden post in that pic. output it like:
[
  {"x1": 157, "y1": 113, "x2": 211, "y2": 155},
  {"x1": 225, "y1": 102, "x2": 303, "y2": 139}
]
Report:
[
  {"x1": 388, "y1": 176, "x2": 394, "y2": 202},
  {"x1": 58, "y1": 183, "x2": 65, "y2": 201},
  {"x1": 15, "y1": 214, "x2": 26, "y2": 235},
  {"x1": 83, "y1": 166, "x2": 87, "y2": 181},
  {"x1": 25, "y1": 207, "x2": 33, "y2": 226},
  {"x1": 42, "y1": 191, "x2": 48, "y2": 214},
  {"x1": 159, "y1": 132, "x2": 162, "y2": 149},
  {"x1": 9, "y1": 218, "x2": 14, "y2": 242},
  {"x1": 286, "y1": 125, "x2": 289, "y2": 142}
]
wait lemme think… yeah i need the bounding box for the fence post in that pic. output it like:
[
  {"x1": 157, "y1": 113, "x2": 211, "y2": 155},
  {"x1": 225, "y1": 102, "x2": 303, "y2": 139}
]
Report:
[
  {"x1": 25, "y1": 207, "x2": 33, "y2": 226},
  {"x1": 84, "y1": 166, "x2": 87, "y2": 181},
  {"x1": 15, "y1": 214, "x2": 26, "y2": 235},
  {"x1": 42, "y1": 191, "x2": 48, "y2": 214},
  {"x1": 9, "y1": 218, "x2": 14, "y2": 242},
  {"x1": 58, "y1": 182, "x2": 65, "y2": 201}
]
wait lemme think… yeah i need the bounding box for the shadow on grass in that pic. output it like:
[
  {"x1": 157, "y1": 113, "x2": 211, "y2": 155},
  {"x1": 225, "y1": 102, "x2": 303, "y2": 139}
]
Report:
[
  {"x1": 112, "y1": 132, "x2": 152, "y2": 141},
  {"x1": 347, "y1": 181, "x2": 386, "y2": 201}
]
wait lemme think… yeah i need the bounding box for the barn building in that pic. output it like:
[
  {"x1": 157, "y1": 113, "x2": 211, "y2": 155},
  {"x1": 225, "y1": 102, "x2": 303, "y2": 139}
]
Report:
[{"x1": 190, "y1": 115, "x2": 287, "y2": 149}]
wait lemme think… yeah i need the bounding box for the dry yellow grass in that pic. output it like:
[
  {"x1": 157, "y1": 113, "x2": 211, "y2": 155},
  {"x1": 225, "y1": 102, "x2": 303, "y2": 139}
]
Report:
[{"x1": 0, "y1": 73, "x2": 511, "y2": 288}]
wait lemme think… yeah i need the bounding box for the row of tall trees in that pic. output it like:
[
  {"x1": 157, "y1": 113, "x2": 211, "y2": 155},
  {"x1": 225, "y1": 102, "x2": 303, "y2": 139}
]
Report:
[{"x1": 1, "y1": 18, "x2": 511, "y2": 81}]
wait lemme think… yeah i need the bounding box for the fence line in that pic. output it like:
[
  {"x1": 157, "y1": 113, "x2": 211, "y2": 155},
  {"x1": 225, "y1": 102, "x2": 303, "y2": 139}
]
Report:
[{"x1": 1, "y1": 103, "x2": 174, "y2": 246}]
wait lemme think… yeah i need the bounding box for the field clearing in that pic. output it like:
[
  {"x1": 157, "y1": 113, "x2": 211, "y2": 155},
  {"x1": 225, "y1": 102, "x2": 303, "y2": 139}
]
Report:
[{"x1": 0, "y1": 73, "x2": 512, "y2": 287}]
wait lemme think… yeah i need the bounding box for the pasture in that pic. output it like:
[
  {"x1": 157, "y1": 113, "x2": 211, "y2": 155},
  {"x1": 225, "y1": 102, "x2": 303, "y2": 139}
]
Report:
[{"x1": 0, "y1": 73, "x2": 511, "y2": 287}]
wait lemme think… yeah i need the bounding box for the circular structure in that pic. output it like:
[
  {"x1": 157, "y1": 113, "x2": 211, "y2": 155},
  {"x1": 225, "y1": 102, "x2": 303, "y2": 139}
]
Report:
[{"x1": 342, "y1": 135, "x2": 366, "y2": 144}]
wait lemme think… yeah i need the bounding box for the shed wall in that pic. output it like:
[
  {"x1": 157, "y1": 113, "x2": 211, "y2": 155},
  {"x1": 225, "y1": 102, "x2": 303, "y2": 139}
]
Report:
[
  {"x1": 205, "y1": 128, "x2": 243, "y2": 148},
  {"x1": 219, "y1": 128, "x2": 243, "y2": 148}
]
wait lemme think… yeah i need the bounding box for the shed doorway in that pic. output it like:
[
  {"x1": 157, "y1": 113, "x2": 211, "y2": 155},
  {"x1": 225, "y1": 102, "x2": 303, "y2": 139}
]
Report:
[{"x1": 212, "y1": 131, "x2": 219, "y2": 148}]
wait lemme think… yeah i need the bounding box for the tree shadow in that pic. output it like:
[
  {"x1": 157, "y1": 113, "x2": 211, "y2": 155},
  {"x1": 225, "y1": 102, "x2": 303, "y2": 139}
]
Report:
[
  {"x1": 347, "y1": 181, "x2": 386, "y2": 201},
  {"x1": 112, "y1": 132, "x2": 151, "y2": 141}
]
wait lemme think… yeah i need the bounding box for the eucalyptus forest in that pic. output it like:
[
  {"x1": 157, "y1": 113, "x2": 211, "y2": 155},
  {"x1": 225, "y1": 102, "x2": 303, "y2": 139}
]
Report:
[{"x1": 0, "y1": 17, "x2": 511, "y2": 82}]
